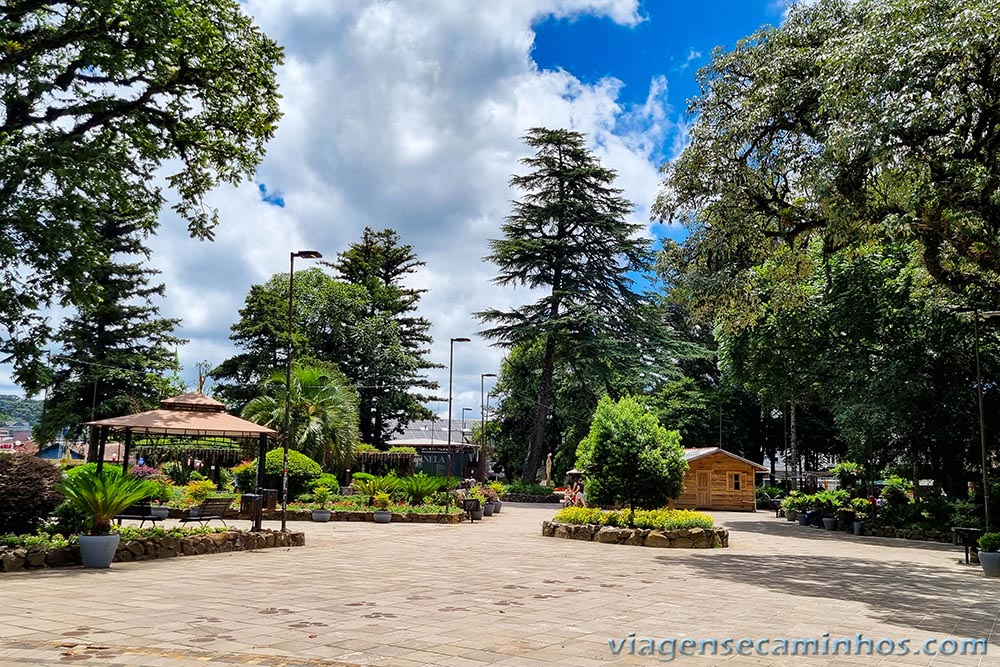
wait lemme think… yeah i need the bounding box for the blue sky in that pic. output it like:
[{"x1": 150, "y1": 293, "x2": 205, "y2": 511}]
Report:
[{"x1": 4, "y1": 1, "x2": 791, "y2": 416}]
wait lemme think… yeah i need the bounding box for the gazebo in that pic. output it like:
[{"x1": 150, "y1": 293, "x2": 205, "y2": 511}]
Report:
[{"x1": 85, "y1": 392, "x2": 278, "y2": 527}]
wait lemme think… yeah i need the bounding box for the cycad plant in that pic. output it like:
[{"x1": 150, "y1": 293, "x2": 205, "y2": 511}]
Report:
[
  {"x1": 243, "y1": 365, "x2": 360, "y2": 472},
  {"x1": 400, "y1": 473, "x2": 439, "y2": 505},
  {"x1": 56, "y1": 468, "x2": 155, "y2": 535},
  {"x1": 352, "y1": 476, "x2": 398, "y2": 505}
]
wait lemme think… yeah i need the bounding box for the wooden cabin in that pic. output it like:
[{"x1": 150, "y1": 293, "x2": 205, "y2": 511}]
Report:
[{"x1": 674, "y1": 447, "x2": 767, "y2": 512}]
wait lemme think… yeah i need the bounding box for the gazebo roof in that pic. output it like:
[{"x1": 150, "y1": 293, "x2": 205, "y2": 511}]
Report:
[{"x1": 86, "y1": 392, "x2": 277, "y2": 439}]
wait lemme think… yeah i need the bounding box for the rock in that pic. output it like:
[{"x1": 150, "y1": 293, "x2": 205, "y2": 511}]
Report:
[
  {"x1": 596, "y1": 527, "x2": 625, "y2": 544},
  {"x1": 688, "y1": 527, "x2": 705, "y2": 538},
  {"x1": 290, "y1": 532, "x2": 306, "y2": 547},
  {"x1": 569, "y1": 525, "x2": 594, "y2": 540},
  {"x1": 210, "y1": 533, "x2": 229, "y2": 547},
  {"x1": 25, "y1": 550, "x2": 46, "y2": 568},
  {"x1": 1, "y1": 553, "x2": 24, "y2": 572},
  {"x1": 625, "y1": 529, "x2": 648, "y2": 546},
  {"x1": 181, "y1": 541, "x2": 197, "y2": 556},
  {"x1": 541, "y1": 521, "x2": 555, "y2": 537},
  {"x1": 126, "y1": 541, "x2": 144, "y2": 557},
  {"x1": 645, "y1": 531, "x2": 671, "y2": 548},
  {"x1": 45, "y1": 548, "x2": 71, "y2": 567},
  {"x1": 670, "y1": 538, "x2": 694, "y2": 548},
  {"x1": 193, "y1": 541, "x2": 207, "y2": 555},
  {"x1": 553, "y1": 524, "x2": 573, "y2": 539}
]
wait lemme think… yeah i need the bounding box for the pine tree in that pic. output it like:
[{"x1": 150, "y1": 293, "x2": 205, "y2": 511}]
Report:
[
  {"x1": 329, "y1": 228, "x2": 440, "y2": 446},
  {"x1": 34, "y1": 214, "x2": 185, "y2": 444},
  {"x1": 477, "y1": 128, "x2": 652, "y2": 482}
]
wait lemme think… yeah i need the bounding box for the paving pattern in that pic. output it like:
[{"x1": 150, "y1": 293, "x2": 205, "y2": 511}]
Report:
[{"x1": 0, "y1": 505, "x2": 997, "y2": 666}]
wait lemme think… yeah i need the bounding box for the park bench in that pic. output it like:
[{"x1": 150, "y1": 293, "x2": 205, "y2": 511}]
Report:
[
  {"x1": 114, "y1": 499, "x2": 163, "y2": 528},
  {"x1": 180, "y1": 496, "x2": 235, "y2": 527},
  {"x1": 952, "y1": 527, "x2": 984, "y2": 564}
]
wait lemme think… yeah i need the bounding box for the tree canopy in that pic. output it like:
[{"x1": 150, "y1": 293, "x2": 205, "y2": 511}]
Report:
[{"x1": 1, "y1": 0, "x2": 283, "y2": 384}]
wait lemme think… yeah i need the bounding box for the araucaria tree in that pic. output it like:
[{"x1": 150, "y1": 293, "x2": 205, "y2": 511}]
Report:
[
  {"x1": 34, "y1": 213, "x2": 185, "y2": 445},
  {"x1": 1, "y1": 0, "x2": 283, "y2": 386},
  {"x1": 575, "y1": 395, "x2": 688, "y2": 524},
  {"x1": 477, "y1": 128, "x2": 651, "y2": 482}
]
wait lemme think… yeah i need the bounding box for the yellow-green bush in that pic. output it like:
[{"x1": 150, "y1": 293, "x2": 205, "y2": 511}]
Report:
[
  {"x1": 552, "y1": 507, "x2": 714, "y2": 531},
  {"x1": 184, "y1": 480, "x2": 216, "y2": 503}
]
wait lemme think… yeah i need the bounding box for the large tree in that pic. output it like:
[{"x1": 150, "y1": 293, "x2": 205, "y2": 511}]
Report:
[
  {"x1": 477, "y1": 127, "x2": 652, "y2": 482},
  {"x1": 1, "y1": 0, "x2": 283, "y2": 387},
  {"x1": 33, "y1": 213, "x2": 185, "y2": 445},
  {"x1": 328, "y1": 228, "x2": 439, "y2": 445}
]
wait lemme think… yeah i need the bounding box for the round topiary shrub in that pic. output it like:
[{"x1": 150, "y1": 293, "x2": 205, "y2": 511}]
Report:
[
  {"x1": 0, "y1": 453, "x2": 64, "y2": 534},
  {"x1": 230, "y1": 450, "x2": 322, "y2": 497}
]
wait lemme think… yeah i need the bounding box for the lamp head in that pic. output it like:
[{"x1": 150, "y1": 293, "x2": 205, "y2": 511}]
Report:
[
  {"x1": 293, "y1": 250, "x2": 323, "y2": 259},
  {"x1": 482, "y1": 373, "x2": 497, "y2": 378},
  {"x1": 451, "y1": 337, "x2": 472, "y2": 343}
]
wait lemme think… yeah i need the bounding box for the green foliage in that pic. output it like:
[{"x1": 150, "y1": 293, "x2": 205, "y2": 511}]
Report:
[
  {"x1": 780, "y1": 492, "x2": 807, "y2": 513},
  {"x1": 231, "y1": 460, "x2": 257, "y2": 492},
  {"x1": 0, "y1": 396, "x2": 43, "y2": 425},
  {"x1": 355, "y1": 444, "x2": 378, "y2": 453},
  {"x1": 808, "y1": 490, "x2": 852, "y2": 518},
  {"x1": 352, "y1": 476, "x2": 399, "y2": 500},
  {"x1": 242, "y1": 364, "x2": 359, "y2": 472},
  {"x1": 756, "y1": 485, "x2": 783, "y2": 503},
  {"x1": 56, "y1": 468, "x2": 155, "y2": 535},
  {"x1": 399, "y1": 473, "x2": 439, "y2": 505},
  {"x1": 228, "y1": 449, "x2": 322, "y2": 498},
  {"x1": 950, "y1": 500, "x2": 984, "y2": 529},
  {"x1": 552, "y1": 507, "x2": 715, "y2": 531},
  {"x1": 373, "y1": 492, "x2": 392, "y2": 511},
  {"x1": 0, "y1": 531, "x2": 72, "y2": 550},
  {"x1": 184, "y1": 480, "x2": 217, "y2": 503},
  {"x1": 66, "y1": 463, "x2": 123, "y2": 478},
  {"x1": 978, "y1": 533, "x2": 1000, "y2": 553},
  {"x1": 307, "y1": 474, "x2": 342, "y2": 492},
  {"x1": 312, "y1": 486, "x2": 331, "y2": 509},
  {"x1": 831, "y1": 462, "x2": 861, "y2": 491},
  {"x1": 476, "y1": 128, "x2": 656, "y2": 482},
  {"x1": 160, "y1": 462, "x2": 192, "y2": 485},
  {"x1": 387, "y1": 446, "x2": 417, "y2": 454},
  {"x1": 47, "y1": 500, "x2": 92, "y2": 535},
  {"x1": 3, "y1": 0, "x2": 283, "y2": 388},
  {"x1": 576, "y1": 395, "x2": 688, "y2": 518},
  {"x1": 0, "y1": 454, "x2": 64, "y2": 534},
  {"x1": 502, "y1": 480, "x2": 553, "y2": 496},
  {"x1": 880, "y1": 475, "x2": 913, "y2": 507},
  {"x1": 351, "y1": 472, "x2": 375, "y2": 482}
]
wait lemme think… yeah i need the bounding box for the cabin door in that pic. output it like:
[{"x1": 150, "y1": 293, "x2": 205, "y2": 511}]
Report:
[{"x1": 695, "y1": 470, "x2": 711, "y2": 508}]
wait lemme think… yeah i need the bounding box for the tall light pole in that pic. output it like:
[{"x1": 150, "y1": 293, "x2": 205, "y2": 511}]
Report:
[
  {"x1": 282, "y1": 250, "x2": 322, "y2": 532},
  {"x1": 481, "y1": 373, "x2": 496, "y2": 479},
  {"x1": 974, "y1": 309, "x2": 1000, "y2": 530},
  {"x1": 462, "y1": 407, "x2": 472, "y2": 435},
  {"x1": 447, "y1": 337, "x2": 471, "y2": 509}
]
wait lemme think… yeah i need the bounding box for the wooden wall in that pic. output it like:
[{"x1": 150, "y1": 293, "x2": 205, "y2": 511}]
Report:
[{"x1": 674, "y1": 452, "x2": 758, "y2": 512}]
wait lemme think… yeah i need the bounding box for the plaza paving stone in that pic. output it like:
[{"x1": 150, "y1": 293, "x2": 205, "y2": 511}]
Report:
[{"x1": 0, "y1": 505, "x2": 997, "y2": 666}]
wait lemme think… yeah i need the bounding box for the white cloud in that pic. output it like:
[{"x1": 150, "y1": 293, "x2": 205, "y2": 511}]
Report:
[{"x1": 4, "y1": 0, "x2": 686, "y2": 417}]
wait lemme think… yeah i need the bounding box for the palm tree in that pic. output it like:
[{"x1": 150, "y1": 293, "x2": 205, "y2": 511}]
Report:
[{"x1": 243, "y1": 364, "x2": 360, "y2": 472}]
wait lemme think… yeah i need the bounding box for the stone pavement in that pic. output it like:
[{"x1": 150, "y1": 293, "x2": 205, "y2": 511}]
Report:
[{"x1": 0, "y1": 505, "x2": 997, "y2": 667}]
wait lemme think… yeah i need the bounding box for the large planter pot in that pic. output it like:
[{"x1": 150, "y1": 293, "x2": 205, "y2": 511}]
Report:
[
  {"x1": 482, "y1": 502, "x2": 495, "y2": 516},
  {"x1": 492, "y1": 501, "x2": 502, "y2": 514},
  {"x1": 980, "y1": 552, "x2": 1000, "y2": 578},
  {"x1": 822, "y1": 517, "x2": 838, "y2": 531},
  {"x1": 150, "y1": 506, "x2": 169, "y2": 520},
  {"x1": 79, "y1": 534, "x2": 121, "y2": 569},
  {"x1": 797, "y1": 513, "x2": 810, "y2": 526},
  {"x1": 785, "y1": 510, "x2": 797, "y2": 522},
  {"x1": 470, "y1": 509, "x2": 484, "y2": 521},
  {"x1": 853, "y1": 521, "x2": 864, "y2": 535},
  {"x1": 311, "y1": 510, "x2": 331, "y2": 523},
  {"x1": 373, "y1": 510, "x2": 392, "y2": 524}
]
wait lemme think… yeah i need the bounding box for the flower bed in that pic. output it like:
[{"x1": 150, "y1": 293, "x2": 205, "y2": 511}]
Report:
[
  {"x1": 542, "y1": 521, "x2": 728, "y2": 548},
  {"x1": 0, "y1": 527, "x2": 305, "y2": 572},
  {"x1": 502, "y1": 492, "x2": 562, "y2": 503},
  {"x1": 552, "y1": 507, "x2": 715, "y2": 531},
  {"x1": 251, "y1": 509, "x2": 463, "y2": 523}
]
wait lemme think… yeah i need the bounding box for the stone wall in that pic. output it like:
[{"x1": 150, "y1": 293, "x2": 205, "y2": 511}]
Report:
[
  {"x1": 863, "y1": 525, "x2": 952, "y2": 543},
  {"x1": 166, "y1": 508, "x2": 462, "y2": 523},
  {"x1": 0, "y1": 529, "x2": 305, "y2": 573},
  {"x1": 542, "y1": 521, "x2": 728, "y2": 548}
]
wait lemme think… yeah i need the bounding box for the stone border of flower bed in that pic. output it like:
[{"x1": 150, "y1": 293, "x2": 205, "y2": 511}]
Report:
[
  {"x1": 164, "y1": 508, "x2": 463, "y2": 523},
  {"x1": 542, "y1": 521, "x2": 729, "y2": 548},
  {"x1": 0, "y1": 529, "x2": 305, "y2": 573}
]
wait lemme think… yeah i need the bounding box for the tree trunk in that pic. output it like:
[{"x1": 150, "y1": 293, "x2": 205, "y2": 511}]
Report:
[{"x1": 521, "y1": 333, "x2": 557, "y2": 482}]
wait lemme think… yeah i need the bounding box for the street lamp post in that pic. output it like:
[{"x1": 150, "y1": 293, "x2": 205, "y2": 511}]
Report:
[
  {"x1": 481, "y1": 373, "x2": 496, "y2": 479},
  {"x1": 462, "y1": 407, "x2": 472, "y2": 435},
  {"x1": 447, "y1": 337, "x2": 471, "y2": 510},
  {"x1": 974, "y1": 309, "x2": 1000, "y2": 530},
  {"x1": 282, "y1": 250, "x2": 323, "y2": 532}
]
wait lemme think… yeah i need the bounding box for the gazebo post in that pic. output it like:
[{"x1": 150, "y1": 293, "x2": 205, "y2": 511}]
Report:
[
  {"x1": 122, "y1": 430, "x2": 133, "y2": 471},
  {"x1": 254, "y1": 433, "x2": 267, "y2": 532},
  {"x1": 87, "y1": 425, "x2": 99, "y2": 463}
]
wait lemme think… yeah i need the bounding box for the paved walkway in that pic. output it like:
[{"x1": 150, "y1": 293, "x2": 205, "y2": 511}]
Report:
[{"x1": 0, "y1": 505, "x2": 997, "y2": 667}]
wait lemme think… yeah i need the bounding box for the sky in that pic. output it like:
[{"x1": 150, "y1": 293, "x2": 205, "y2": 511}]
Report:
[{"x1": 3, "y1": 0, "x2": 790, "y2": 422}]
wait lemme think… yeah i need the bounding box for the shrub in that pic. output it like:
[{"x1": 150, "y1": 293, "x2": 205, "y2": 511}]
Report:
[
  {"x1": 552, "y1": 506, "x2": 714, "y2": 531},
  {"x1": 308, "y1": 473, "x2": 342, "y2": 492},
  {"x1": 387, "y1": 446, "x2": 417, "y2": 454},
  {"x1": 0, "y1": 453, "x2": 64, "y2": 534},
  {"x1": 184, "y1": 480, "x2": 217, "y2": 502},
  {"x1": 810, "y1": 489, "x2": 851, "y2": 517},
  {"x1": 128, "y1": 465, "x2": 165, "y2": 480},
  {"x1": 160, "y1": 461, "x2": 191, "y2": 485},
  {"x1": 228, "y1": 450, "x2": 323, "y2": 498},
  {"x1": 978, "y1": 532, "x2": 1000, "y2": 553},
  {"x1": 488, "y1": 481, "x2": 507, "y2": 496},
  {"x1": 400, "y1": 473, "x2": 439, "y2": 505},
  {"x1": 481, "y1": 485, "x2": 500, "y2": 503},
  {"x1": 355, "y1": 443, "x2": 378, "y2": 453},
  {"x1": 830, "y1": 461, "x2": 861, "y2": 492},
  {"x1": 950, "y1": 500, "x2": 984, "y2": 529},
  {"x1": 503, "y1": 480, "x2": 551, "y2": 496},
  {"x1": 880, "y1": 474, "x2": 912, "y2": 507},
  {"x1": 351, "y1": 472, "x2": 375, "y2": 482},
  {"x1": 353, "y1": 476, "x2": 399, "y2": 500},
  {"x1": 312, "y1": 486, "x2": 332, "y2": 509},
  {"x1": 780, "y1": 492, "x2": 806, "y2": 513},
  {"x1": 47, "y1": 499, "x2": 92, "y2": 535},
  {"x1": 575, "y1": 395, "x2": 688, "y2": 524},
  {"x1": 66, "y1": 462, "x2": 122, "y2": 478},
  {"x1": 188, "y1": 470, "x2": 206, "y2": 482},
  {"x1": 373, "y1": 492, "x2": 392, "y2": 510},
  {"x1": 756, "y1": 485, "x2": 783, "y2": 502}
]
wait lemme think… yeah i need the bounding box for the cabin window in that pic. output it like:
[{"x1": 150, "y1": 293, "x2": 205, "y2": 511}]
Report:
[{"x1": 731, "y1": 473, "x2": 742, "y2": 491}]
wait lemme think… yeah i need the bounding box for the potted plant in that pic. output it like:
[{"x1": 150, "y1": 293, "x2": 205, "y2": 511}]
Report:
[
  {"x1": 56, "y1": 468, "x2": 154, "y2": 568},
  {"x1": 978, "y1": 533, "x2": 1000, "y2": 578},
  {"x1": 467, "y1": 487, "x2": 486, "y2": 520},
  {"x1": 311, "y1": 486, "x2": 332, "y2": 522},
  {"x1": 481, "y1": 485, "x2": 499, "y2": 516},
  {"x1": 850, "y1": 497, "x2": 868, "y2": 535},
  {"x1": 373, "y1": 492, "x2": 393, "y2": 524},
  {"x1": 781, "y1": 493, "x2": 800, "y2": 522},
  {"x1": 488, "y1": 482, "x2": 505, "y2": 513}
]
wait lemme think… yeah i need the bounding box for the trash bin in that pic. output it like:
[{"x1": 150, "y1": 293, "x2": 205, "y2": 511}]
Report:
[
  {"x1": 240, "y1": 493, "x2": 261, "y2": 517},
  {"x1": 261, "y1": 488, "x2": 278, "y2": 511}
]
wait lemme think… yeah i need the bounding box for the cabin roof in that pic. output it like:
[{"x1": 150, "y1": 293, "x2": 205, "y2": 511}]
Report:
[{"x1": 684, "y1": 447, "x2": 768, "y2": 471}]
